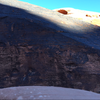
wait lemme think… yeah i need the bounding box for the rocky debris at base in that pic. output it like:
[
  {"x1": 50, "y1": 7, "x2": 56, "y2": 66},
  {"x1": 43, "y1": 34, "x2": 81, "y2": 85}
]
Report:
[{"x1": 1, "y1": 86, "x2": 100, "y2": 99}]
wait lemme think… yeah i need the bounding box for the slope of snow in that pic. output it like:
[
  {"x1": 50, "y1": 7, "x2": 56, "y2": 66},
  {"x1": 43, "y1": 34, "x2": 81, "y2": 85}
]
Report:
[
  {"x1": 0, "y1": 86, "x2": 100, "y2": 99},
  {"x1": 53, "y1": 8, "x2": 100, "y2": 19}
]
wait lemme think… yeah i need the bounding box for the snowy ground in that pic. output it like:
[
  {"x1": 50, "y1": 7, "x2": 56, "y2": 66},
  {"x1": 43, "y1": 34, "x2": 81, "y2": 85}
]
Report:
[
  {"x1": 53, "y1": 8, "x2": 100, "y2": 19},
  {"x1": 0, "y1": 86, "x2": 100, "y2": 99}
]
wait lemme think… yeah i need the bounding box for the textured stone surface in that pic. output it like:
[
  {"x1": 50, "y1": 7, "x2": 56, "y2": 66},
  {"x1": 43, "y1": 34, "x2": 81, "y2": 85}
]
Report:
[{"x1": 0, "y1": 0, "x2": 100, "y2": 94}]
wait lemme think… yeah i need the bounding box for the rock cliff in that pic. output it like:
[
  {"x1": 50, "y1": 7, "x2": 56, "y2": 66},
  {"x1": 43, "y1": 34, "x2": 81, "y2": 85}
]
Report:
[{"x1": 0, "y1": 0, "x2": 100, "y2": 94}]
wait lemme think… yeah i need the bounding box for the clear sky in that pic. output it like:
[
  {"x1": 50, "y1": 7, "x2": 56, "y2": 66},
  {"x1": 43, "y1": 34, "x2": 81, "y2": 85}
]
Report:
[{"x1": 19, "y1": 0, "x2": 100, "y2": 13}]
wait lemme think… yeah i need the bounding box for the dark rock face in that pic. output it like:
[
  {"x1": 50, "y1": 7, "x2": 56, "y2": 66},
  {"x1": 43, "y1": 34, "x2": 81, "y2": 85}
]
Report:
[{"x1": 0, "y1": 0, "x2": 100, "y2": 93}]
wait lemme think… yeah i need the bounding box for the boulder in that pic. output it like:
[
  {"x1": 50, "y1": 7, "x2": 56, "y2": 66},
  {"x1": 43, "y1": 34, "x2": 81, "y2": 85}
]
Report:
[
  {"x1": 86, "y1": 14, "x2": 92, "y2": 17},
  {"x1": 57, "y1": 9, "x2": 68, "y2": 15},
  {"x1": 0, "y1": 0, "x2": 100, "y2": 94}
]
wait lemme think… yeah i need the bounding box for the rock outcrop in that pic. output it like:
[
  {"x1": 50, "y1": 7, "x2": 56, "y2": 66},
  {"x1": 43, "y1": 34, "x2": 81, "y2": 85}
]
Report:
[
  {"x1": 57, "y1": 9, "x2": 68, "y2": 15},
  {"x1": 0, "y1": 0, "x2": 100, "y2": 94}
]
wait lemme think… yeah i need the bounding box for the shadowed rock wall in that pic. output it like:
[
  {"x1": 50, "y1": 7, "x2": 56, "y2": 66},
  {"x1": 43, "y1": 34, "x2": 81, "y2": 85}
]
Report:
[{"x1": 0, "y1": 0, "x2": 100, "y2": 93}]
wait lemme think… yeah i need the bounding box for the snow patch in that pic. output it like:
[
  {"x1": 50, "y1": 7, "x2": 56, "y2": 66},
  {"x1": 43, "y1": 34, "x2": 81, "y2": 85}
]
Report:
[
  {"x1": 30, "y1": 91, "x2": 32, "y2": 93},
  {"x1": 44, "y1": 95, "x2": 47, "y2": 97},
  {"x1": 30, "y1": 95, "x2": 34, "y2": 98},
  {"x1": 39, "y1": 95, "x2": 43, "y2": 98},
  {"x1": 17, "y1": 96, "x2": 23, "y2": 100},
  {"x1": 38, "y1": 92, "x2": 41, "y2": 94},
  {"x1": 1, "y1": 86, "x2": 100, "y2": 99}
]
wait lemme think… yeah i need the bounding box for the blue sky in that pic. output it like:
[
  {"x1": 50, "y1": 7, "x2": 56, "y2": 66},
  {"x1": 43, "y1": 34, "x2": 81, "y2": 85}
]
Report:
[{"x1": 19, "y1": 0, "x2": 100, "y2": 13}]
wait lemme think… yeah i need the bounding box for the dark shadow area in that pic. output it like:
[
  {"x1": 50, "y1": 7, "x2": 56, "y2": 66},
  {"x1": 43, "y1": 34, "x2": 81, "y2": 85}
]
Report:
[
  {"x1": 0, "y1": 0, "x2": 100, "y2": 93},
  {"x1": 0, "y1": 1, "x2": 100, "y2": 50}
]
